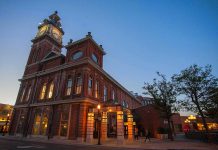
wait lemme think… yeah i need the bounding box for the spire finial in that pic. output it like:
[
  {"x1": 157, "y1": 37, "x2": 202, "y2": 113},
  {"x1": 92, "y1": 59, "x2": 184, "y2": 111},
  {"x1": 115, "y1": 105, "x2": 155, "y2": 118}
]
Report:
[
  {"x1": 68, "y1": 39, "x2": 73, "y2": 44},
  {"x1": 86, "y1": 32, "x2": 92, "y2": 38}
]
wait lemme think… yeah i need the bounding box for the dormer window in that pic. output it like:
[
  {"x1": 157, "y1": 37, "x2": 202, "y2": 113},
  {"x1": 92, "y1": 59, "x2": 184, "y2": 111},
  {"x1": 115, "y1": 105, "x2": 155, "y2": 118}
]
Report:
[
  {"x1": 72, "y1": 51, "x2": 83, "y2": 60},
  {"x1": 91, "y1": 53, "x2": 98, "y2": 63}
]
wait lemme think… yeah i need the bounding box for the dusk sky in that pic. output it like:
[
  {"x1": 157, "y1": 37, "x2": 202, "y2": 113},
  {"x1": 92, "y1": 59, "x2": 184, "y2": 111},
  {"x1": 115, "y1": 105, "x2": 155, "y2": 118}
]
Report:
[{"x1": 0, "y1": 0, "x2": 217, "y2": 107}]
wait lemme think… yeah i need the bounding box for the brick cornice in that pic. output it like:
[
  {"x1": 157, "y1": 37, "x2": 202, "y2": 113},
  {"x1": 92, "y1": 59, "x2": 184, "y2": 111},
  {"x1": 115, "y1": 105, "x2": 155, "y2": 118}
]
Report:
[{"x1": 14, "y1": 97, "x2": 98, "y2": 108}]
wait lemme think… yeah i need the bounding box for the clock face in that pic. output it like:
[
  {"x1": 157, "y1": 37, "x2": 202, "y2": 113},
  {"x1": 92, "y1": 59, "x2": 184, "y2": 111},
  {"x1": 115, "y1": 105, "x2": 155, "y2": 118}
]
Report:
[
  {"x1": 52, "y1": 27, "x2": 61, "y2": 41},
  {"x1": 38, "y1": 25, "x2": 48, "y2": 36}
]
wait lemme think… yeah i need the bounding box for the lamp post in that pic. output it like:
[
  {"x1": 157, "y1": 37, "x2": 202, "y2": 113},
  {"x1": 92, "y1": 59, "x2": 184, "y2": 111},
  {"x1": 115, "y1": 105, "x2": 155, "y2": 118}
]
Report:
[
  {"x1": 2, "y1": 113, "x2": 10, "y2": 136},
  {"x1": 97, "y1": 104, "x2": 101, "y2": 145}
]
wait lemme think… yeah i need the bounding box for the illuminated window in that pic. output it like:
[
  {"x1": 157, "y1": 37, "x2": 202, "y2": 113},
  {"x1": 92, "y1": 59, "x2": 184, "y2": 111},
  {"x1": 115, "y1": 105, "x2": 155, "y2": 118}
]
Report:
[
  {"x1": 88, "y1": 76, "x2": 93, "y2": 96},
  {"x1": 41, "y1": 113, "x2": 48, "y2": 135},
  {"x1": 33, "y1": 113, "x2": 41, "y2": 135},
  {"x1": 26, "y1": 86, "x2": 31, "y2": 102},
  {"x1": 20, "y1": 87, "x2": 26, "y2": 102},
  {"x1": 103, "y1": 86, "x2": 107, "y2": 102},
  {"x1": 75, "y1": 75, "x2": 82, "y2": 94},
  {"x1": 47, "y1": 82, "x2": 54, "y2": 99},
  {"x1": 16, "y1": 110, "x2": 25, "y2": 134},
  {"x1": 32, "y1": 111, "x2": 48, "y2": 136},
  {"x1": 59, "y1": 104, "x2": 70, "y2": 136},
  {"x1": 94, "y1": 81, "x2": 99, "y2": 98},
  {"x1": 66, "y1": 78, "x2": 72, "y2": 96},
  {"x1": 40, "y1": 83, "x2": 47, "y2": 100}
]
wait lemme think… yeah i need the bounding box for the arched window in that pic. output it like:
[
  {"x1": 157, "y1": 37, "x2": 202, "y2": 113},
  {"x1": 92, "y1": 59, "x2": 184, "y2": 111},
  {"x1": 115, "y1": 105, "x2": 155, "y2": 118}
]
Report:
[
  {"x1": 75, "y1": 74, "x2": 82, "y2": 94},
  {"x1": 88, "y1": 76, "x2": 93, "y2": 96},
  {"x1": 91, "y1": 53, "x2": 98, "y2": 63},
  {"x1": 94, "y1": 81, "x2": 99, "y2": 98},
  {"x1": 39, "y1": 83, "x2": 47, "y2": 100},
  {"x1": 66, "y1": 78, "x2": 73, "y2": 96},
  {"x1": 72, "y1": 51, "x2": 83, "y2": 60},
  {"x1": 103, "y1": 86, "x2": 107, "y2": 102},
  {"x1": 20, "y1": 86, "x2": 26, "y2": 102},
  {"x1": 26, "y1": 86, "x2": 32, "y2": 102},
  {"x1": 47, "y1": 82, "x2": 54, "y2": 99}
]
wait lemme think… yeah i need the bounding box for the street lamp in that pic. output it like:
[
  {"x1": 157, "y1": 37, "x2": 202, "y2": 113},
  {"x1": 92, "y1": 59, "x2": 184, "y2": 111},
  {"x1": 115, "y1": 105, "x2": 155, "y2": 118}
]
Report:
[
  {"x1": 97, "y1": 104, "x2": 101, "y2": 145},
  {"x1": 2, "y1": 113, "x2": 10, "y2": 136}
]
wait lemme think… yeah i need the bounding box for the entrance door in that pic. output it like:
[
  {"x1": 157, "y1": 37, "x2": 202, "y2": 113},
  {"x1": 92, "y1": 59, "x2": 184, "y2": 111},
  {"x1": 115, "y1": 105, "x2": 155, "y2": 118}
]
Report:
[{"x1": 107, "y1": 112, "x2": 117, "y2": 138}]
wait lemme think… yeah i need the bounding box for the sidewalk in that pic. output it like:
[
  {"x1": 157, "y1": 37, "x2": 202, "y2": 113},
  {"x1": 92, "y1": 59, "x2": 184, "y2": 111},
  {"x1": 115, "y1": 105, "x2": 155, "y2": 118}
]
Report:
[{"x1": 1, "y1": 134, "x2": 217, "y2": 150}]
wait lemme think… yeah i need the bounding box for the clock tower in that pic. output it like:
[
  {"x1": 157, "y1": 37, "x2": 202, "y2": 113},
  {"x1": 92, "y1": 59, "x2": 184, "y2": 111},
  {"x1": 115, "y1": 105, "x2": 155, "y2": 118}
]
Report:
[{"x1": 26, "y1": 11, "x2": 64, "y2": 66}]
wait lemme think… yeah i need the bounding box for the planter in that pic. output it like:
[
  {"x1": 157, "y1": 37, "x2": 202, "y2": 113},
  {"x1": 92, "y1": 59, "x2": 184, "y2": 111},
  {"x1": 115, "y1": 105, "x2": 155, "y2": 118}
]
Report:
[{"x1": 157, "y1": 134, "x2": 168, "y2": 139}]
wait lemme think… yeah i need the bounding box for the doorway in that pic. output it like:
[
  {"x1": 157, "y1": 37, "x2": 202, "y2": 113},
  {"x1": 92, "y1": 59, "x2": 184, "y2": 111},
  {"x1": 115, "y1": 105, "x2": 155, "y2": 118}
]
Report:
[{"x1": 107, "y1": 112, "x2": 117, "y2": 138}]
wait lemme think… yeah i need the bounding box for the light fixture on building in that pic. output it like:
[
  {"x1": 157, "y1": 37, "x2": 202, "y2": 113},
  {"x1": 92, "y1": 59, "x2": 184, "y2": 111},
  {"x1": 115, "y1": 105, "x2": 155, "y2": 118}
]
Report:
[{"x1": 188, "y1": 115, "x2": 196, "y2": 120}]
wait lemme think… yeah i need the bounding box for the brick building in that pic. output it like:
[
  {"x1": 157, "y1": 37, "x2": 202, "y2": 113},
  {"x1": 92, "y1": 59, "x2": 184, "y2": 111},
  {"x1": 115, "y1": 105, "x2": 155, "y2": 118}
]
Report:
[{"x1": 9, "y1": 12, "x2": 142, "y2": 142}]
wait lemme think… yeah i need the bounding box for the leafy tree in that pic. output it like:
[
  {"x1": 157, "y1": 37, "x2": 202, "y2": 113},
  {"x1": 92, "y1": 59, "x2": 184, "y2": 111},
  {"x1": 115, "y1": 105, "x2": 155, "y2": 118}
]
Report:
[
  {"x1": 172, "y1": 64, "x2": 218, "y2": 134},
  {"x1": 143, "y1": 72, "x2": 178, "y2": 140}
]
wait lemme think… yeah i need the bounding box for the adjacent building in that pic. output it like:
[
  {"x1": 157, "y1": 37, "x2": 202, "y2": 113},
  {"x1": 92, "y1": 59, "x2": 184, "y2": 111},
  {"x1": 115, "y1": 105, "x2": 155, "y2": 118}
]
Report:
[
  {"x1": 0, "y1": 103, "x2": 13, "y2": 133},
  {"x1": 9, "y1": 12, "x2": 142, "y2": 142}
]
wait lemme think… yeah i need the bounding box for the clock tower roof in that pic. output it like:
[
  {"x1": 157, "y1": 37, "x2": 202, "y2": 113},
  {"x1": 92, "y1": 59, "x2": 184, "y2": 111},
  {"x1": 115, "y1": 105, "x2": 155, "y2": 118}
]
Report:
[{"x1": 38, "y1": 11, "x2": 64, "y2": 35}]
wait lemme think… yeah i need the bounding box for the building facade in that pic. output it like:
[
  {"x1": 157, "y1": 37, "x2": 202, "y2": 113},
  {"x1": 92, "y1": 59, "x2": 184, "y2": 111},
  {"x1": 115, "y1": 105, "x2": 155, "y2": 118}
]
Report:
[
  {"x1": 0, "y1": 103, "x2": 13, "y2": 134},
  {"x1": 9, "y1": 12, "x2": 142, "y2": 142}
]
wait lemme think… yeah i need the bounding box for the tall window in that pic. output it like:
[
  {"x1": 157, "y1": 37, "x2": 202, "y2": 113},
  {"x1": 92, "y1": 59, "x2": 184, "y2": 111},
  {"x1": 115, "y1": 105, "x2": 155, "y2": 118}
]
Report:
[
  {"x1": 33, "y1": 113, "x2": 41, "y2": 135},
  {"x1": 20, "y1": 87, "x2": 26, "y2": 102},
  {"x1": 103, "y1": 86, "x2": 107, "y2": 102},
  {"x1": 32, "y1": 110, "x2": 49, "y2": 135},
  {"x1": 112, "y1": 90, "x2": 115, "y2": 100},
  {"x1": 16, "y1": 110, "x2": 25, "y2": 134},
  {"x1": 59, "y1": 104, "x2": 70, "y2": 137},
  {"x1": 94, "y1": 81, "x2": 99, "y2": 98},
  {"x1": 40, "y1": 83, "x2": 47, "y2": 100},
  {"x1": 75, "y1": 75, "x2": 82, "y2": 94},
  {"x1": 26, "y1": 86, "x2": 31, "y2": 102},
  {"x1": 88, "y1": 76, "x2": 93, "y2": 96},
  {"x1": 41, "y1": 112, "x2": 48, "y2": 135},
  {"x1": 66, "y1": 78, "x2": 72, "y2": 96},
  {"x1": 47, "y1": 82, "x2": 54, "y2": 99}
]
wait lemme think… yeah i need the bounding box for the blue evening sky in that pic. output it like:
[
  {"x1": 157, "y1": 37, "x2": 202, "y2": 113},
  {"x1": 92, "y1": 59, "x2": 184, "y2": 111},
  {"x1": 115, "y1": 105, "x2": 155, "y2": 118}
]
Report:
[{"x1": 0, "y1": 0, "x2": 217, "y2": 108}]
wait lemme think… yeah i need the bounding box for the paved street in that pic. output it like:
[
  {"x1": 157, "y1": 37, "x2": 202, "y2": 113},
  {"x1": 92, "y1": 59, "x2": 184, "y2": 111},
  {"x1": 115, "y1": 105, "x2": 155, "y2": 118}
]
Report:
[
  {"x1": 0, "y1": 138, "x2": 140, "y2": 150},
  {"x1": 0, "y1": 134, "x2": 217, "y2": 150}
]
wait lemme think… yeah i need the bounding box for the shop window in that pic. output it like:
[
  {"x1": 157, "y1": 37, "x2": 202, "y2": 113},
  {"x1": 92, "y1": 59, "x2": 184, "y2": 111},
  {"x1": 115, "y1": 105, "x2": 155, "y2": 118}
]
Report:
[
  {"x1": 32, "y1": 110, "x2": 49, "y2": 135},
  {"x1": 41, "y1": 113, "x2": 48, "y2": 135},
  {"x1": 16, "y1": 111, "x2": 25, "y2": 134},
  {"x1": 33, "y1": 113, "x2": 41, "y2": 135},
  {"x1": 59, "y1": 105, "x2": 70, "y2": 136}
]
